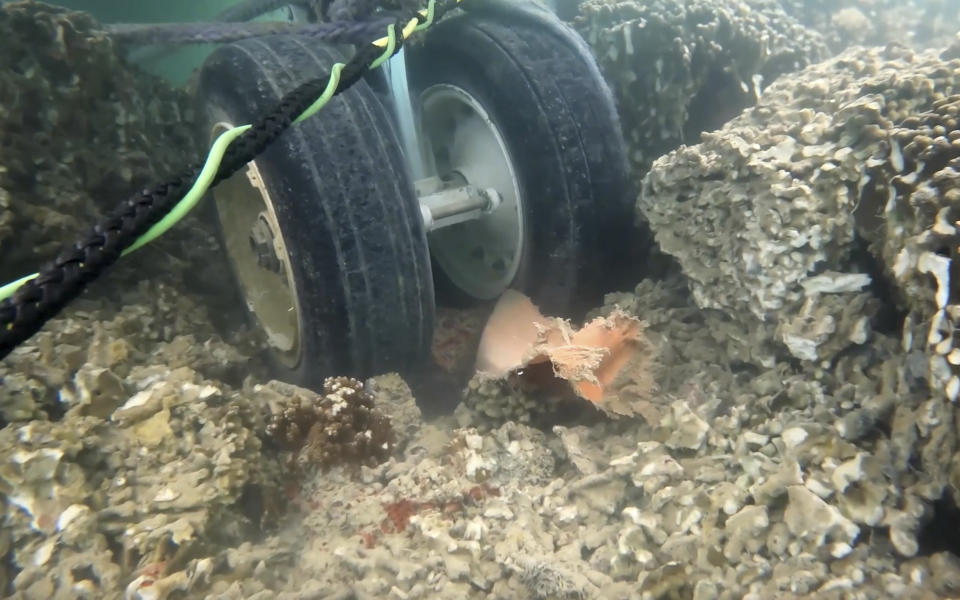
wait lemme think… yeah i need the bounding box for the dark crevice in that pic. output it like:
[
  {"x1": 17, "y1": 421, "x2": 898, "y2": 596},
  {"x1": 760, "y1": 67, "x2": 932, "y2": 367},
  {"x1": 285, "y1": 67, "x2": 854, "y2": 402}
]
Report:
[
  {"x1": 234, "y1": 482, "x2": 266, "y2": 535},
  {"x1": 70, "y1": 565, "x2": 99, "y2": 586},
  {"x1": 917, "y1": 492, "x2": 960, "y2": 557},
  {"x1": 0, "y1": 549, "x2": 16, "y2": 597},
  {"x1": 104, "y1": 531, "x2": 126, "y2": 568},
  {"x1": 40, "y1": 397, "x2": 67, "y2": 422},
  {"x1": 683, "y1": 66, "x2": 752, "y2": 145},
  {"x1": 848, "y1": 232, "x2": 907, "y2": 335}
]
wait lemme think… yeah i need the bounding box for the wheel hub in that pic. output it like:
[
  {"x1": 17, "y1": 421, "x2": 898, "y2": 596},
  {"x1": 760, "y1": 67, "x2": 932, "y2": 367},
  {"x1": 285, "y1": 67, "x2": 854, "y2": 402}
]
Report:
[
  {"x1": 418, "y1": 83, "x2": 524, "y2": 300},
  {"x1": 249, "y1": 212, "x2": 284, "y2": 276},
  {"x1": 211, "y1": 122, "x2": 302, "y2": 366}
]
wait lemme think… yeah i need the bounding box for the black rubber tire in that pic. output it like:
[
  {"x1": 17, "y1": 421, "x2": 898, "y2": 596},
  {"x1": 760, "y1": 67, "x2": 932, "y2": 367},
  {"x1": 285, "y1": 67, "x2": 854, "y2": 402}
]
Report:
[
  {"x1": 407, "y1": 11, "x2": 636, "y2": 317},
  {"x1": 196, "y1": 35, "x2": 434, "y2": 388}
]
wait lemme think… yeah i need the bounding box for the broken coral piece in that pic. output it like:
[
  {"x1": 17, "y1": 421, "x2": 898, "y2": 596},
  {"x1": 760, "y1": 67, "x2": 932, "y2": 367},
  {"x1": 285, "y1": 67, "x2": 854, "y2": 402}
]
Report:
[
  {"x1": 475, "y1": 290, "x2": 658, "y2": 420},
  {"x1": 475, "y1": 290, "x2": 554, "y2": 378}
]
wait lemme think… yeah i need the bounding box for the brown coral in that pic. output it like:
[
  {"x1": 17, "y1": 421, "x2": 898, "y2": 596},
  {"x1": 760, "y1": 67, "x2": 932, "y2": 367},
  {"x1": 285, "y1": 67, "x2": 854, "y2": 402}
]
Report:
[{"x1": 266, "y1": 377, "x2": 394, "y2": 471}]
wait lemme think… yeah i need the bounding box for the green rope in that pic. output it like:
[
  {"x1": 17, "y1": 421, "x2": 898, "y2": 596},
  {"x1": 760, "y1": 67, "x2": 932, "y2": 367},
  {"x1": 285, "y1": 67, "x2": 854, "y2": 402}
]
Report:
[
  {"x1": 294, "y1": 63, "x2": 344, "y2": 124},
  {"x1": 123, "y1": 124, "x2": 252, "y2": 254},
  {"x1": 0, "y1": 0, "x2": 442, "y2": 303}
]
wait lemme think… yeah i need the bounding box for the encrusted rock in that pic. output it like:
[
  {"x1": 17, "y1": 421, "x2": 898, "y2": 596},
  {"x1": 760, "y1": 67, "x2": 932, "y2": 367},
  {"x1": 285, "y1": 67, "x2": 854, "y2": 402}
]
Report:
[
  {"x1": 0, "y1": 1, "x2": 206, "y2": 279},
  {"x1": 640, "y1": 43, "x2": 960, "y2": 387},
  {"x1": 723, "y1": 505, "x2": 770, "y2": 563},
  {"x1": 663, "y1": 401, "x2": 710, "y2": 451},
  {"x1": 459, "y1": 375, "x2": 541, "y2": 427},
  {"x1": 783, "y1": 485, "x2": 860, "y2": 557},
  {"x1": 574, "y1": 0, "x2": 827, "y2": 177}
]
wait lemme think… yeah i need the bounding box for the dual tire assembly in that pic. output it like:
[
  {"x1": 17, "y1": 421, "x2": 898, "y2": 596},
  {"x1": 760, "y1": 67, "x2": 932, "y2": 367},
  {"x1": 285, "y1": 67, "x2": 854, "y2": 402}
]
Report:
[{"x1": 195, "y1": 4, "x2": 636, "y2": 389}]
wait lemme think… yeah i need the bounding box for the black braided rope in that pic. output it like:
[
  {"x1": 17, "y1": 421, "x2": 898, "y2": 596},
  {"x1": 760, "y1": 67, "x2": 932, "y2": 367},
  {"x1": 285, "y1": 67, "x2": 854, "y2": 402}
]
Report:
[
  {"x1": 0, "y1": 0, "x2": 458, "y2": 360},
  {"x1": 215, "y1": 0, "x2": 314, "y2": 23}
]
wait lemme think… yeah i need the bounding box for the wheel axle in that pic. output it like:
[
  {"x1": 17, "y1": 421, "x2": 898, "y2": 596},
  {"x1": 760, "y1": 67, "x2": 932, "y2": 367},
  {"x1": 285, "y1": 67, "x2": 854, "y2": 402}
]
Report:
[{"x1": 415, "y1": 174, "x2": 503, "y2": 231}]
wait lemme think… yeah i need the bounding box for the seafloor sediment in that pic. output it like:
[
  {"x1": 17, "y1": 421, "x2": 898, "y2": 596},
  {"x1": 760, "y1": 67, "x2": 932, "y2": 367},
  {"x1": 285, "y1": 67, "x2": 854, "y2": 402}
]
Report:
[{"x1": 1, "y1": 1, "x2": 960, "y2": 599}]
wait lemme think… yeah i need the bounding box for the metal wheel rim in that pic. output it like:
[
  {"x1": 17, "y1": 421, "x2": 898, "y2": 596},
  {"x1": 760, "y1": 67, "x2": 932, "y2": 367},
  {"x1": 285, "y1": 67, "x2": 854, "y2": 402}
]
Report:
[
  {"x1": 418, "y1": 84, "x2": 524, "y2": 300},
  {"x1": 210, "y1": 121, "x2": 302, "y2": 367}
]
